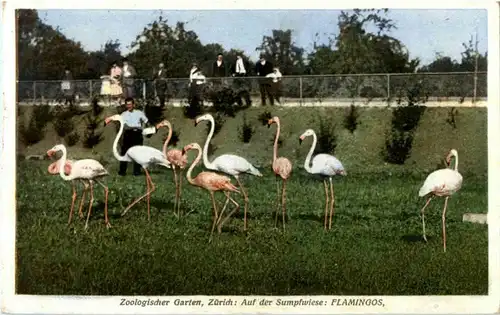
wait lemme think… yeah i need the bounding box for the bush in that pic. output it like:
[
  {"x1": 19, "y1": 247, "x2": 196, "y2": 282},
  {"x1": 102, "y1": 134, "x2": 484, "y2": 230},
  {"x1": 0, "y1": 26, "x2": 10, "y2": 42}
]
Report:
[
  {"x1": 83, "y1": 102, "x2": 104, "y2": 149},
  {"x1": 205, "y1": 112, "x2": 225, "y2": 136},
  {"x1": 144, "y1": 103, "x2": 165, "y2": 125},
  {"x1": 258, "y1": 110, "x2": 273, "y2": 126},
  {"x1": 315, "y1": 116, "x2": 338, "y2": 155},
  {"x1": 64, "y1": 131, "x2": 80, "y2": 147},
  {"x1": 53, "y1": 108, "x2": 76, "y2": 138},
  {"x1": 343, "y1": 104, "x2": 360, "y2": 133},
  {"x1": 446, "y1": 107, "x2": 458, "y2": 129},
  {"x1": 184, "y1": 85, "x2": 204, "y2": 119},
  {"x1": 238, "y1": 114, "x2": 254, "y2": 143},
  {"x1": 19, "y1": 105, "x2": 53, "y2": 146},
  {"x1": 383, "y1": 78, "x2": 427, "y2": 164},
  {"x1": 209, "y1": 86, "x2": 241, "y2": 117}
]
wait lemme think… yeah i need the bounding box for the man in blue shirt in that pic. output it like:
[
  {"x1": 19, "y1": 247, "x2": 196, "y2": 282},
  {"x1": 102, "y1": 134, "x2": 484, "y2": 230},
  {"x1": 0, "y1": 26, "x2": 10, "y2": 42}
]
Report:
[{"x1": 119, "y1": 97, "x2": 148, "y2": 176}]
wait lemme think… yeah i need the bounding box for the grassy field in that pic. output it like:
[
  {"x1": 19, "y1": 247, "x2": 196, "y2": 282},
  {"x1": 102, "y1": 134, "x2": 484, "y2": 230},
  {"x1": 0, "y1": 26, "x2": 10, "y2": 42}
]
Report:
[{"x1": 15, "y1": 106, "x2": 488, "y2": 295}]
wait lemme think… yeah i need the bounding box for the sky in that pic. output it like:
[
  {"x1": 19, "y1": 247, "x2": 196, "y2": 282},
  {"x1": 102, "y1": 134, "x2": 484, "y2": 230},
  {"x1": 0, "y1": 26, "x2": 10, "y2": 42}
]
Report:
[{"x1": 36, "y1": 9, "x2": 487, "y2": 65}]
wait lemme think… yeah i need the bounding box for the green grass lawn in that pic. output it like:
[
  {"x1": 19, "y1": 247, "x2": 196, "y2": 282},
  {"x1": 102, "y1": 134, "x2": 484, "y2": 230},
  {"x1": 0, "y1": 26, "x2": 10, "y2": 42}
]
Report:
[{"x1": 15, "y1": 159, "x2": 488, "y2": 296}]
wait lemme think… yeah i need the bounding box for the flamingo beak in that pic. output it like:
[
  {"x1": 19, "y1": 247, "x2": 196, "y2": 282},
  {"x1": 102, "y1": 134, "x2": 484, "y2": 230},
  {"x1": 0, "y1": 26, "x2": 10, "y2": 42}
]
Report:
[
  {"x1": 104, "y1": 119, "x2": 110, "y2": 126},
  {"x1": 194, "y1": 119, "x2": 199, "y2": 127},
  {"x1": 46, "y1": 150, "x2": 54, "y2": 157},
  {"x1": 299, "y1": 136, "x2": 304, "y2": 144}
]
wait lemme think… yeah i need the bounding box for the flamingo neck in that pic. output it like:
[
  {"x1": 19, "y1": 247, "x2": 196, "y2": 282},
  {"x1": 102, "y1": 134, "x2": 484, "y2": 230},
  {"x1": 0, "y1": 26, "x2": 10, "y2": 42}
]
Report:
[
  {"x1": 112, "y1": 117, "x2": 127, "y2": 162},
  {"x1": 273, "y1": 120, "x2": 281, "y2": 163},
  {"x1": 304, "y1": 133, "x2": 317, "y2": 173},
  {"x1": 162, "y1": 122, "x2": 172, "y2": 157},
  {"x1": 202, "y1": 116, "x2": 216, "y2": 170},
  {"x1": 58, "y1": 147, "x2": 72, "y2": 181},
  {"x1": 454, "y1": 154, "x2": 459, "y2": 171},
  {"x1": 186, "y1": 146, "x2": 202, "y2": 186}
]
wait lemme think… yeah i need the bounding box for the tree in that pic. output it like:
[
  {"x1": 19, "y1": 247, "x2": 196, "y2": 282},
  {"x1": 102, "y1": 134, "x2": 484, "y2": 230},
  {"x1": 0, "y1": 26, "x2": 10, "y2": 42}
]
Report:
[
  {"x1": 256, "y1": 29, "x2": 306, "y2": 75},
  {"x1": 86, "y1": 40, "x2": 124, "y2": 79}
]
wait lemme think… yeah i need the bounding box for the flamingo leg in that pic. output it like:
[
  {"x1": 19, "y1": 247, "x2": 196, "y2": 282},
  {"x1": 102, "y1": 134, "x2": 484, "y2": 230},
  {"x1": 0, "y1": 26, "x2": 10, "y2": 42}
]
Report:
[
  {"x1": 68, "y1": 181, "x2": 77, "y2": 226},
  {"x1": 218, "y1": 192, "x2": 240, "y2": 232},
  {"x1": 235, "y1": 176, "x2": 249, "y2": 231},
  {"x1": 178, "y1": 169, "x2": 183, "y2": 216},
  {"x1": 329, "y1": 178, "x2": 335, "y2": 230},
  {"x1": 77, "y1": 181, "x2": 89, "y2": 219},
  {"x1": 275, "y1": 176, "x2": 281, "y2": 228},
  {"x1": 172, "y1": 166, "x2": 179, "y2": 217},
  {"x1": 282, "y1": 179, "x2": 287, "y2": 231},
  {"x1": 146, "y1": 169, "x2": 155, "y2": 221},
  {"x1": 85, "y1": 181, "x2": 94, "y2": 230},
  {"x1": 442, "y1": 196, "x2": 449, "y2": 252},
  {"x1": 209, "y1": 191, "x2": 219, "y2": 242},
  {"x1": 323, "y1": 180, "x2": 329, "y2": 230},
  {"x1": 217, "y1": 195, "x2": 231, "y2": 227},
  {"x1": 420, "y1": 197, "x2": 432, "y2": 242},
  {"x1": 95, "y1": 179, "x2": 111, "y2": 228},
  {"x1": 121, "y1": 168, "x2": 155, "y2": 220}
]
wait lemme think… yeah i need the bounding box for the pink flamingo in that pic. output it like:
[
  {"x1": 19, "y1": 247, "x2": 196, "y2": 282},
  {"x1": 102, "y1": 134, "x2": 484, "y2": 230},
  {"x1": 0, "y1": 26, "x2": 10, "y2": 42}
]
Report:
[
  {"x1": 47, "y1": 144, "x2": 111, "y2": 229},
  {"x1": 156, "y1": 119, "x2": 188, "y2": 217},
  {"x1": 104, "y1": 114, "x2": 171, "y2": 221},
  {"x1": 418, "y1": 149, "x2": 463, "y2": 252},
  {"x1": 182, "y1": 142, "x2": 240, "y2": 241},
  {"x1": 47, "y1": 158, "x2": 89, "y2": 221},
  {"x1": 267, "y1": 116, "x2": 292, "y2": 230}
]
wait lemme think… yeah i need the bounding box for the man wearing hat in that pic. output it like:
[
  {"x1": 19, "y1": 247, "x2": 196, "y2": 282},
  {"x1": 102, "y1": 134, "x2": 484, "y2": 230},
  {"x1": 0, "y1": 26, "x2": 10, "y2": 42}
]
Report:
[
  {"x1": 153, "y1": 62, "x2": 168, "y2": 107},
  {"x1": 255, "y1": 53, "x2": 275, "y2": 106}
]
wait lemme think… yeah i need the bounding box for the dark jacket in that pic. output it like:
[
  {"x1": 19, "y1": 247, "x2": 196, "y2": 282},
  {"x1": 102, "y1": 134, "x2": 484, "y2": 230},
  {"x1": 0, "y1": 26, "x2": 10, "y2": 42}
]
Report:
[
  {"x1": 255, "y1": 60, "x2": 274, "y2": 77},
  {"x1": 153, "y1": 68, "x2": 168, "y2": 89},
  {"x1": 212, "y1": 60, "x2": 227, "y2": 77}
]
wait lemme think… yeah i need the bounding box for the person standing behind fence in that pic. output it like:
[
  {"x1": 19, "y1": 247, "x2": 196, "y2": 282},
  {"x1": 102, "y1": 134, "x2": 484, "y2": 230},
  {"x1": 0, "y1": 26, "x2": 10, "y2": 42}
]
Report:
[
  {"x1": 119, "y1": 97, "x2": 149, "y2": 176},
  {"x1": 212, "y1": 53, "x2": 227, "y2": 88},
  {"x1": 189, "y1": 63, "x2": 206, "y2": 106},
  {"x1": 153, "y1": 62, "x2": 168, "y2": 108},
  {"x1": 122, "y1": 58, "x2": 137, "y2": 100},
  {"x1": 255, "y1": 53, "x2": 274, "y2": 106},
  {"x1": 109, "y1": 61, "x2": 123, "y2": 102},
  {"x1": 266, "y1": 66, "x2": 282, "y2": 105},
  {"x1": 232, "y1": 55, "x2": 252, "y2": 106},
  {"x1": 61, "y1": 67, "x2": 75, "y2": 106}
]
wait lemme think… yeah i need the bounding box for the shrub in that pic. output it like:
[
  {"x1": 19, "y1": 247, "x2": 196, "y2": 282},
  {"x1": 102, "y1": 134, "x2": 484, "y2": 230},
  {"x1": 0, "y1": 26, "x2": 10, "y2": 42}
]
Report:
[
  {"x1": 383, "y1": 77, "x2": 427, "y2": 164},
  {"x1": 53, "y1": 108, "x2": 76, "y2": 138},
  {"x1": 238, "y1": 114, "x2": 254, "y2": 143},
  {"x1": 183, "y1": 86, "x2": 204, "y2": 119},
  {"x1": 209, "y1": 86, "x2": 240, "y2": 117},
  {"x1": 446, "y1": 107, "x2": 458, "y2": 129},
  {"x1": 64, "y1": 131, "x2": 80, "y2": 147},
  {"x1": 83, "y1": 102, "x2": 104, "y2": 149},
  {"x1": 205, "y1": 112, "x2": 225, "y2": 136},
  {"x1": 315, "y1": 116, "x2": 338, "y2": 155},
  {"x1": 343, "y1": 104, "x2": 360, "y2": 133},
  {"x1": 144, "y1": 103, "x2": 165, "y2": 125},
  {"x1": 19, "y1": 104, "x2": 53, "y2": 146},
  {"x1": 258, "y1": 110, "x2": 273, "y2": 126}
]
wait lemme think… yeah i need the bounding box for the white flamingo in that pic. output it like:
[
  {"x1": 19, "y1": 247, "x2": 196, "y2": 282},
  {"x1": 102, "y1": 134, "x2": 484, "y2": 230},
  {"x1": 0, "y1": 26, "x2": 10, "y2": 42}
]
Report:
[
  {"x1": 104, "y1": 114, "x2": 171, "y2": 220},
  {"x1": 46, "y1": 144, "x2": 111, "y2": 229},
  {"x1": 299, "y1": 129, "x2": 347, "y2": 230},
  {"x1": 195, "y1": 113, "x2": 262, "y2": 231},
  {"x1": 418, "y1": 148, "x2": 463, "y2": 252}
]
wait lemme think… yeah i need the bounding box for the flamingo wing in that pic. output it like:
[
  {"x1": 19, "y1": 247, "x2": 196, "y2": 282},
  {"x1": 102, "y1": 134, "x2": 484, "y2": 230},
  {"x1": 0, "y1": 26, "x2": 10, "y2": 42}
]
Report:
[
  {"x1": 419, "y1": 169, "x2": 463, "y2": 197},
  {"x1": 72, "y1": 159, "x2": 108, "y2": 179},
  {"x1": 311, "y1": 154, "x2": 345, "y2": 176},
  {"x1": 212, "y1": 154, "x2": 262, "y2": 176},
  {"x1": 128, "y1": 146, "x2": 171, "y2": 168}
]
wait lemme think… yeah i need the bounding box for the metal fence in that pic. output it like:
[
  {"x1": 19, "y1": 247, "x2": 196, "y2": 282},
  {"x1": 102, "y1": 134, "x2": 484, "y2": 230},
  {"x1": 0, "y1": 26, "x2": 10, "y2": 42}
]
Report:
[{"x1": 16, "y1": 72, "x2": 487, "y2": 104}]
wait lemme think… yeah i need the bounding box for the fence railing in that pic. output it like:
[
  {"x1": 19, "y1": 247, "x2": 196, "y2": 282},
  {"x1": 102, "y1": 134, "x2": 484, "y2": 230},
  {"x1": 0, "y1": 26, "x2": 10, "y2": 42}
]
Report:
[{"x1": 16, "y1": 72, "x2": 487, "y2": 104}]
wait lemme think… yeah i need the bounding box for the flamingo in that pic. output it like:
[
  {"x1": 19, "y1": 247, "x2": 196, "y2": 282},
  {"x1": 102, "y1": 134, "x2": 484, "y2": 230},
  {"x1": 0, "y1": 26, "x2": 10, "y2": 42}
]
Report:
[
  {"x1": 182, "y1": 142, "x2": 240, "y2": 241},
  {"x1": 418, "y1": 149, "x2": 463, "y2": 252},
  {"x1": 194, "y1": 113, "x2": 262, "y2": 231},
  {"x1": 299, "y1": 129, "x2": 347, "y2": 230},
  {"x1": 48, "y1": 158, "x2": 90, "y2": 221},
  {"x1": 46, "y1": 144, "x2": 111, "y2": 229},
  {"x1": 104, "y1": 114, "x2": 171, "y2": 220},
  {"x1": 267, "y1": 116, "x2": 292, "y2": 230},
  {"x1": 156, "y1": 119, "x2": 188, "y2": 217}
]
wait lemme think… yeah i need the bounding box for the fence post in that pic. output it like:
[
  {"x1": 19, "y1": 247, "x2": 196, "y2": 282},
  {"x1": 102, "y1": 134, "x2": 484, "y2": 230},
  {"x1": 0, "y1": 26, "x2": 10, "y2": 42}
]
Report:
[
  {"x1": 89, "y1": 80, "x2": 93, "y2": 101},
  {"x1": 386, "y1": 74, "x2": 390, "y2": 102},
  {"x1": 142, "y1": 80, "x2": 146, "y2": 100},
  {"x1": 299, "y1": 76, "x2": 303, "y2": 105},
  {"x1": 33, "y1": 81, "x2": 36, "y2": 104}
]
